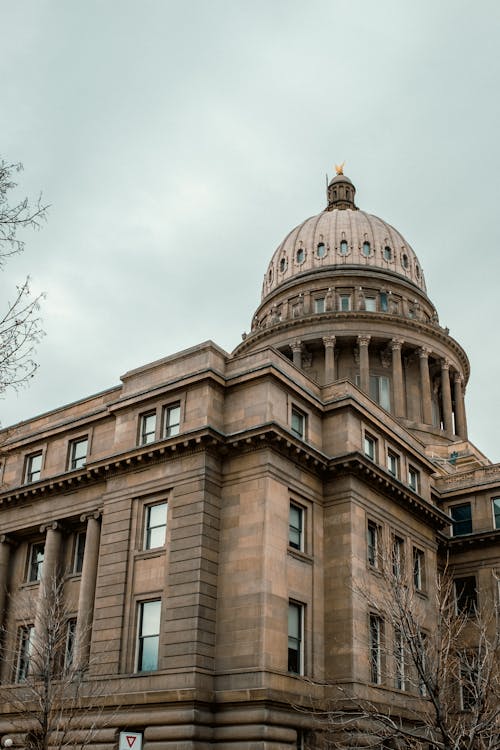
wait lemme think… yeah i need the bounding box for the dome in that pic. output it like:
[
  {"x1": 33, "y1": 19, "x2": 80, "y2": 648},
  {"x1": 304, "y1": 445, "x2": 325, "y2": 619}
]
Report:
[{"x1": 262, "y1": 174, "x2": 426, "y2": 300}]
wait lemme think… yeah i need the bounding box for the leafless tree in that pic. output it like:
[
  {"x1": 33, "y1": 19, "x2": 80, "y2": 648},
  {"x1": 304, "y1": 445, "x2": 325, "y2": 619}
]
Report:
[
  {"x1": 303, "y1": 554, "x2": 500, "y2": 750},
  {"x1": 0, "y1": 158, "x2": 47, "y2": 395},
  {"x1": 0, "y1": 576, "x2": 108, "y2": 750}
]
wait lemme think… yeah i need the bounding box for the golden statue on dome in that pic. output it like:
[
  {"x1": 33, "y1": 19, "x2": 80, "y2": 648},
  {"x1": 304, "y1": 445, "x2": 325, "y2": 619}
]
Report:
[{"x1": 335, "y1": 161, "x2": 345, "y2": 175}]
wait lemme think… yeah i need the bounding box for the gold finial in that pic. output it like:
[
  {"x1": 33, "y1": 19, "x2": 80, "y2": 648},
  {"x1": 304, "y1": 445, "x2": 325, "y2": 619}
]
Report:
[{"x1": 335, "y1": 161, "x2": 345, "y2": 175}]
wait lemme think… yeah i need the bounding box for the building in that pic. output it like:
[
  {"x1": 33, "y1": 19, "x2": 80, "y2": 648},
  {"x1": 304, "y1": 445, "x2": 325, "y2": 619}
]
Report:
[{"x1": 0, "y1": 169, "x2": 498, "y2": 749}]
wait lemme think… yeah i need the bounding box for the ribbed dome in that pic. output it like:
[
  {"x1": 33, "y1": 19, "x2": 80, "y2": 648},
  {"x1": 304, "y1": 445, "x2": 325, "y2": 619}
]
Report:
[{"x1": 262, "y1": 184, "x2": 426, "y2": 301}]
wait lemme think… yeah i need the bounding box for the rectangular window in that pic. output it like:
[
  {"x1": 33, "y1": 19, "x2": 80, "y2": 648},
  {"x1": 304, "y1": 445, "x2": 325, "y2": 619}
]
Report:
[
  {"x1": 455, "y1": 576, "x2": 477, "y2": 615},
  {"x1": 418, "y1": 632, "x2": 428, "y2": 697},
  {"x1": 369, "y1": 614, "x2": 383, "y2": 684},
  {"x1": 380, "y1": 292, "x2": 388, "y2": 312},
  {"x1": 164, "y1": 403, "x2": 180, "y2": 438},
  {"x1": 16, "y1": 625, "x2": 34, "y2": 682},
  {"x1": 408, "y1": 466, "x2": 420, "y2": 492},
  {"x1": 460, "y1": 658, "x2": 477, "y2": 711},
  {"x1": 367, "y1": 520, "x2": 380, "y2": 568},
  {"x1": 73, "y1": 532, "x2": 86, "y2": 574},
  {"x1": 144, "y1": 502, "x2": 168, "y2": 550},
  {"x1": 140, "y1": 412, "x2": 157, "y2": 445},
  {"x1": 394, "y1": 627, "x2": 405, "y2": 690},
  {"x1": 492, "y1": 497, "x2": 500, "y2": 530},
  {"x1": 69, "y1": 437, "x2": 88, "y2": 470},
  {"x1": 413, "y1": 547, "x2": 425, "y2": 591},
  {"x1": 392, "y1": 535, "x2": 405, "y2": 579},
  {"x1": 369, "y1": 375, "x2": 390, "y2": 411},
  {"x1": 289, "y1": 503, "x2": 304, "y2": 551},
  {"x1": 25, "y1": 452, "x2": 42, "y2": 483},
  {"x1": 365, "y1": 296, "x2": 376, "y2": 312},
  {"x1": 291, "y1": 407, "x2": 306, "y2": 440},
  {"x1": 450, "y1": 503, "x2": 472, "y2": 536},
  {"x1": 364, "y1": 434, "x2": 376, "y2": 461},
  {"x1": 314, "y1": 297, "x2": 325, "y2": 313},
  {"x1": 288, "y1": 601, "x2": 304, "y2": 674},
  {"x1": 27, "y1": 542, "x2": 44, "y2": 582},
  {"x1": 387, "y1": 451, "x2": 400, "y2": 479},
  {"x1": 136, "y1": 600, "x2": 161, "y2": 672},
  {"x1": 64, "y1": 618, "x2": 77, "y2": 670},
  {"x1": 339, "y1": 294, "x2": 351, "y2": 312}
]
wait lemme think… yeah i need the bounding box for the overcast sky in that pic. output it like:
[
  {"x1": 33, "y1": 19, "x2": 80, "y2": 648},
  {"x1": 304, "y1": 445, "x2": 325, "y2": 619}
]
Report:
[{"x1": 1, "y1": 1, "x2": 500, "y2": 462}]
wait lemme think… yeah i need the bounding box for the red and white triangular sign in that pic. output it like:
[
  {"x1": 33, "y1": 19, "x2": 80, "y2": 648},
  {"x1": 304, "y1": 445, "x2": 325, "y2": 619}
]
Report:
[
  {"x1": 126, "y1": 737, "x2": 136, "y2": 748},
  {"x1": 119, "y1": 732, "x2": 142, "y2": 750}
]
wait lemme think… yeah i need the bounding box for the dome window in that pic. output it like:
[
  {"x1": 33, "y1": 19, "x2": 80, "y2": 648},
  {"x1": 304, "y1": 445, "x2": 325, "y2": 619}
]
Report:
[
  {"x1": 383, "y1": 246, "x2": 392, "y2": 261},
  {"x1": 340, "y1": 240, "x2": 348, "y2": 255},
  {"x1": 296, "y1": 248, "x2": 305, "y2": 264},
  {"x1": 362, "y1": 241, "x2": 371, "y2": 257},
  {"x1": 316, "y1": 242, "x2": 326, "y2": 258},
  {"x1": 268, "y1": 268, "x2": 273, "y2": 283},
  {"x1": 279, "y1": 257, "x2": 287, "y2": 273},
  {"x1": 402, "y1": 253, "x2": 409, "y2": 269},
  {"x1": 416, "y1": 265, "x2": 420, "y2": 279}
]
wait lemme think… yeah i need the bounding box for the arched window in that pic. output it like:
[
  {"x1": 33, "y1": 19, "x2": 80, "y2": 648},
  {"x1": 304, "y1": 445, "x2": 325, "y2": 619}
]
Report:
[
  {"x1": 317, "y1": 242, "x2": 326, "y2": 258},
  {"x1": 296, "y1": 248, "x2": 305, "y2": 264},
  {"x1": 340, "y1": 240, "x2": 348, "y2": 255},
  {"x1": 279, "y1": 257, "x2": 287, "y2": 273},
  {"x1": 362, "y1": 241, "x2": 371, "y2": 256},
  {"x1": 402, "y1": 253, "x2": 409, "y2": 269},
  {"x1": 383, "y1": 246, "x2": 392, "y2": 261},
  {"x1": 268, "y1": 268, "x2": 273, "y2": 283}
]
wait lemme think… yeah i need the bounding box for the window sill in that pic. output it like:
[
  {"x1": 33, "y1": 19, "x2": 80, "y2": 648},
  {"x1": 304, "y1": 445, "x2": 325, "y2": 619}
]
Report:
[
  {"x1": 134, "y1": 547, "x2": 166, "y2": 561},
  {"x1": 287, "y1": 547, "x2": 313, "y2": 564}
]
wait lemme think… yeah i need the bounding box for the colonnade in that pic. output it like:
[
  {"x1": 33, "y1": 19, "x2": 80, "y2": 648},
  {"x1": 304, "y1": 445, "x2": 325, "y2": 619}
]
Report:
[
  {"x1": 289, "y1": 335, "x2": 468, "y2": 439},
  {"x1": 0, "y1": 511, "x2": 101, "y2": 672}
]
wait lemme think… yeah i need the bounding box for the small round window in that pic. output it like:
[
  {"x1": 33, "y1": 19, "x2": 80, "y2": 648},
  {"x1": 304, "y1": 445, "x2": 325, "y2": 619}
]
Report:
[
  {"x1": 402, "y1": 253, "x2": 409, "y2": 269},
  {"x1": 317, "y1": 242, "x2": 326, "y2": 258},
  {"x1": 340, "y1": 240, "x2": 348, "y2": 255},
  {"x1": 296, "y1": 248, "x2": 305, "y2": 264},
  {"x1": 362, "y1": 241, "x2": 371, "y2": 256},
  {"x1": 383, "y1": 245, "x2": 392, "y2": 261},
  {"x1": 279, "y1": 257, "x2": 287, "y2": 273}
]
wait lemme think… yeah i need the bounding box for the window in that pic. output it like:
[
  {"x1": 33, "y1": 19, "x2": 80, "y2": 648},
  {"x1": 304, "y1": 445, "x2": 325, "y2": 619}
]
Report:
[
  {"x1": 370, "y1": 375, "x2": 390, "y2": 410},
  {"x1": 392, "y1": 535, "x2": 405, "y2": 579},
  {"x1": 364, "y1": 434, "x2": 376, "y2": 461},
  {"x1": 383, "y1": 245, "x2": 392, "y2": 261},
  {"x1": 367, "y1": 520, "x2": 380, "y2": 568},
  {"x1": 339, "y1": 239, "x2": 348, "y2": 255},
  {"x1": 316, "y1": 242, "x2": 326, "y2": 258},
  {"x1": 394, "y1": 627, "x2": 405, "y2": 690},
  {"x1": 289, "y1": 503, "x2": 304, "y2": 551},
  {"x1": 369, "y1": 614, "x2": 383, "y2": 684},
  {"x1": 73, "y1": 532, "x2": 86, "y2": 574},
  {"x1": 455, "y1": 576, "x2": 477, "y2": 615},
  {"x1": 291, "y1": 407, "x2": 306, "y2": 440},
  {"x1": 64, "y1": 618, "x2": 77, "y2": 670},
  {"x1": 288, "y1": 601, "x2": 304, "y2": 674},
  {"x1": 27, "y1": 542, "x2": 44, "y2": 582},
  {"x1": 402, "y1": 253, "x2": 409, "y2": 269},
  {"x1": 144, "y1": 502, "x2": 168, "y2": 550},
  {"x1": 164, "y1": 403, "x2": 180, "y2": 438},
  {"x1": 492, "y1": 497, "x2": 500, "y2": 529},
  {"x1": 380, "y1": 292, "x2": 388, "y2": 312},
  {"x1": 450, "y1": 503, "x2": 472, "y2": 536},
  {"x1": 16, "y1": 625, "x2": 34, "y2": 682},
  {"x1": 339, "y1": 294, "x2": 351, "y2": 311},
  {"x1": 362, "y1": 241, "x2": 371, "y2": 256},
  {"x1": 408, "y1": 466, "x2": 420, "y2": 492},
  {"x1": 413, "y1": 547, "x2": 425, "y2": 591},
  {"x1": 296, "y1": 248, "x2": 305, "y2": 263},
  {"x1": 25, "y1": 452, "x2": 42, "y2": 483},
  {"x1": 387, "y1": 451, "x2": 400, "y2": 479},
  {"x1": 136, "y1": 600, "x2": 161, "y2": 672},
  {"x1": 69, "y1": 437, "x2": 88, "y2": 470},
  {"x1": 314, "y1": 297, "x2": 325, "y2": 313},
  {"x1": 140, "y1": 412, "x2": 157, "y2": 445},
  {"x1": 460, "y1": 658, "x2": 477, "y2": 711},
  {"x1": 365, "y1": 296, "x2": 376, "y2": 312},
  {"x1": 418, "y1": 632, "x2": 428, "y2": 697},
  {"x1": 279, "y1": 257, "x2": 287, "y2": 272}
]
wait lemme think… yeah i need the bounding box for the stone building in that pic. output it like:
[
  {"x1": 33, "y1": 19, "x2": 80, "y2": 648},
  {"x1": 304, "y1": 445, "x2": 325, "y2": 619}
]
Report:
[{"x1": 0, "y1": 169, "x2": 498, "y2": 749}]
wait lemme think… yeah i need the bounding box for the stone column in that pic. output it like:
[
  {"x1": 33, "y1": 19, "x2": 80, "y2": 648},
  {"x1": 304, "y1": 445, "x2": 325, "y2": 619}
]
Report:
[
  {"x1": 0, "y1": 535, "x2": 14, "y2": 630},
  {"x1": 323, "y1": 336, "x2": 336, "y2": 384},
  {"x1": 34, "y1": 522, "x2": 64, "y2": 665},
  {"x1": 390, "y1": 338, "x2": 405, "y2": 418},
  {"x1": 454, "y1": 373, "x2": 468, "y2": 440},
  {"x1": 441, "y1": 359, "x2": 453, "y2": 433},
  {"x1": 75, "y1": 511, "x2": 102, "y2": 668},
  {"x1": 357, "y1": 335, "x2": 371, "y2": 393},
  {"x1": 419, "y1": 347, "x2": 433, "y2": 425},
  {"x1": 290, "y1": 339, "x2": 302, "y2": 369}
]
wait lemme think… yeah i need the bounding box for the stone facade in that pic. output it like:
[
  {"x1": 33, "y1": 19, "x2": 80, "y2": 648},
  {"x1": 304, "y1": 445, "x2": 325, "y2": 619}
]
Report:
[{"x1": 0, "y1": 172, "x2": 498, "y2": 749}]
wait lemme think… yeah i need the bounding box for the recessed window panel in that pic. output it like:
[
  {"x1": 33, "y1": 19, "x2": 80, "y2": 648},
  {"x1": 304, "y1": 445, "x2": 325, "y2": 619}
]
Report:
[
  {"x1": 296, "y1": 248, "x2": 305, "y2": 263},
  {"x1": 316, "y1": 242, "x2": 326, "y2": 258},
  {"x1": 383, "y1": 245, "x2": 392, "y2": 260},
  {"x1": 279, "y1": 257, "x2": 287, "y2": 272},
  {"x1": 339, "y1": 240, "x2": 348, "y2": 255},
  {"x1": 362, "y1": 241, "x2": 371, "y2": 256},
  {"x1": 365, "y1": 297, "x2": 376, "y2": 312},
  {"x1": 314, "y1": 297, "x2": 325, "y2": 313}
]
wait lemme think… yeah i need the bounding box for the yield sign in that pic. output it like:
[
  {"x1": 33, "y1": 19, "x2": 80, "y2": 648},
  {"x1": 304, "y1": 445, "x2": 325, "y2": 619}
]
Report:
[{"x1": 119, "y1": 732, "x2": 142, "y2": 750}]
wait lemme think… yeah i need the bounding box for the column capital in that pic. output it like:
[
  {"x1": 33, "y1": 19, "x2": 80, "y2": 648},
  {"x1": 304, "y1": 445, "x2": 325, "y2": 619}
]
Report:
[
  {"x1": 441, "y1": 358, "x2": 451, "y2": 371},
  {"x1": 419, "y1": 346, "x2": 431, "y2": 359},
  {"x1": 80, "y1": 509, "x2": 102, "y2": 524},
  {"x1": 0, "y1": 534, "x2": 16, "y2": 547},
  {"x1": 322, "y1": 335, "x2": 336, "y2": 349},
  {"x1": 390, "y1": 337, "x2": 404, "y2": 351},
  {"x1": 454, "y1": 372, "x2": 464, "y2": 385},
  {"x1": 290, "y1": 339, "x2": 302, "y2": 354},
  {"x1": 39, "y1": 520, "x2": 65, "y2": 534},
  {"x1": 357, "y1": 334, "x2": 371, "y2": 347}
]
